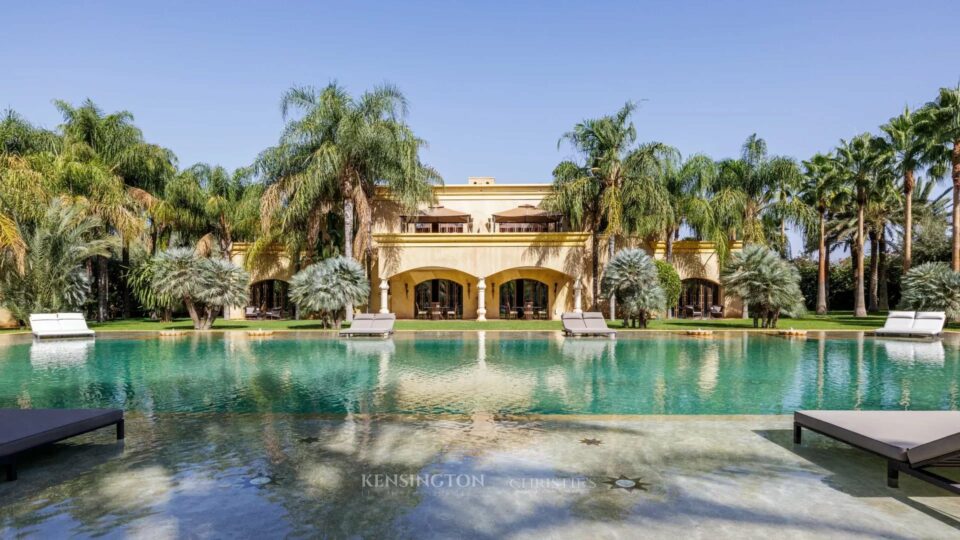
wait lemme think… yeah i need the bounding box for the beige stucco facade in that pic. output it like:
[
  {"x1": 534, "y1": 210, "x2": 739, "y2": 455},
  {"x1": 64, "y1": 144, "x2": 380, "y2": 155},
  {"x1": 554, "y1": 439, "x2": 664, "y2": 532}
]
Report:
[{"x1": 222, "y1": 178, "x2": 742, "y2": 321}]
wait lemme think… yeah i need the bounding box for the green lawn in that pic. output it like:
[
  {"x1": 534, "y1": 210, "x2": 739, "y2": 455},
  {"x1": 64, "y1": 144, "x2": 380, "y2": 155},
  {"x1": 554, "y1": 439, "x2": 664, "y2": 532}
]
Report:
[{"x1": 2, "y1": 311, "x2": 937, "y2": 333}]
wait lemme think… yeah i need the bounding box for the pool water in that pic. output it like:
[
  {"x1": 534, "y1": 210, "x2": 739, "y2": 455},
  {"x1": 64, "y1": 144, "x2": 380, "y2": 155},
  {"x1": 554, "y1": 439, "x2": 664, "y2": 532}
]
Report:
[{"x1": 2, "y1": 332, "x2": 958, "y2": 415}]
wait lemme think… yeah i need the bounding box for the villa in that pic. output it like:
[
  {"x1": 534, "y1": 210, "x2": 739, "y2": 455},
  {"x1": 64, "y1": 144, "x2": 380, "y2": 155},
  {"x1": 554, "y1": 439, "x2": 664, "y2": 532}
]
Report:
[{"x1": 227, "y1": 177, "x2": 743, "y2": 321}]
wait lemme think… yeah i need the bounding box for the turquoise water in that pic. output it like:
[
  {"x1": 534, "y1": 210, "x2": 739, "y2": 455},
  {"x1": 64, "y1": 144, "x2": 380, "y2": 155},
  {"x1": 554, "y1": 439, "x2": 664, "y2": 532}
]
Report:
[{"x1": 1, "y1": 332, "x2": 958, "y2": 415}]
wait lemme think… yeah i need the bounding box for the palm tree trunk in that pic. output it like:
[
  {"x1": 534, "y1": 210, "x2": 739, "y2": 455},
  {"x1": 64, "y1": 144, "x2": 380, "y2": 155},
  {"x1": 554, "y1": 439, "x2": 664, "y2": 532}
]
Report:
[
  {"x1": 824, "y1": 239, "x2": 831, "y2": 310},
  {"x1": 816, "y1": 211, "x2": 828, "y2": 315},
  {"x1": 665, "y1": 229, "x2": 674, "y2": 262},
  {"x1": 903, "y1": 169, "x2": 915, "y2": 273},
  {"x1": 878, "y1": 233, "x2": 889, "y2": 311},
  {"x1": 121, "y1": 241, "x2": 131, "y2": 319},
  {"x1": 607, "y1": 235, "x2": 616, "y2": 321},
  {"x1": 591, "y1": 232, "x2": 600, "y2": 310},
  {"x1": 97, "y1": 256, "x2": 109, "y2": 322},
  {"x1": 183, "y1": 297, "x2": 202, "y2": 329},
  {"x1": 854, "y1": 198, "x2": 867, "y2": 317},
  {"x1": 343, "y1": 195, "x2": 355, "y2": 322},
  {"x1": 952, "y1": 142, "x2": 960, "y2": 272},
  {"x1": 867, "y1": 229, "x2": 879, "y2": 313}
]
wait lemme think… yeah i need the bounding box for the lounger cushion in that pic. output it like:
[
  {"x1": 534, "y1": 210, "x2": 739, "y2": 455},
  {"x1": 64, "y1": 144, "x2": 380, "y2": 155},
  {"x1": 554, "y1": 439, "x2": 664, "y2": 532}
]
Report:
[
  {"x1": 0, "y1": 408, "x2": 122, "y2": 457},
  {"x1": 796, "y1": 410, "x2": 960, "y2": 462},
  {"x1": 878, "y1": 311, "x2": 915, "y2": 333},
  {"x1": 911, "y1": 312, "x2": 946, "y2": 335}
]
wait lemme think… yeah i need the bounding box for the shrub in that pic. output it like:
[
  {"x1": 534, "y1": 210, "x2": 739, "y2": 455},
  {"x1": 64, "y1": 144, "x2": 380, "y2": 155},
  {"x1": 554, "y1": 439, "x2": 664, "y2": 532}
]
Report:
[
  {"x1": 721, "y1": 244, "x2": 805, "y2": 328},
  {"x1": 147, "y1": 248, "x2": 250, "y2": 329},
  {"x1": 655, "y1": 259, "x2": 681, "y2": 317},
  {"x1": 899, "y1": 262, "x2": 960, "y2": 320},
  {"x1": 289, "y1": 257, "x2": 369, "y2": 327},
  {"x1": 601, "y1": 248, "x2": 665, "y2": 328}
]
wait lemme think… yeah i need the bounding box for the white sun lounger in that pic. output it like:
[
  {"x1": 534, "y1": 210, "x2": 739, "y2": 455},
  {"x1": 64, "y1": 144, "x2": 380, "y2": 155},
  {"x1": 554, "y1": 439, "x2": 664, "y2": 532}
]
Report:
[
  {"x1": 340, "y1": 313, "x2": 395, "y2": 338},
  {"x1": 562, "y1": 312, "x2": 616, "y2": 337},
  {"x1": 874, "y1": 311, "x2": 945, "y2": 338},
  {"x1": 29, "y1": 313, "x2": 95, "y2": 339}
]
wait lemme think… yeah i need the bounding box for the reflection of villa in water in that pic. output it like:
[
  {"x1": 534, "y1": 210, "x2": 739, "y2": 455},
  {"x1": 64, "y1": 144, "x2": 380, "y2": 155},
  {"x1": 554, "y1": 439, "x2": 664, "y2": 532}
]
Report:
[{"x1": 226, "y1": 177, "x2": 742, "y2": 321}]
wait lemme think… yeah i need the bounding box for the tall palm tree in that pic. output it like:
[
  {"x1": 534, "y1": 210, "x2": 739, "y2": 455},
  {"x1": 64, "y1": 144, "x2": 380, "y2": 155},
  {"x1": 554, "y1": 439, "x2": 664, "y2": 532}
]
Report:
[
  {"x1": 880, "y1": 107, "x2": 928, "y2": 273},
  {"x1": 54, "y1": 99, "x2": 176, "y2": 320},
  {"x1": 712, "y1": 134, "x2": 807, "y2": 255},
  {"x1": 801, "y1": 153, "x2": 841, "y2": 315},
  {"x1": 658, "y1": 149, "x2": 717, "y2": 262},
  {"x1": 835, "y1": 134, "x2": 887, "y2": 317},
  {"x1": 546, "y1": 102, "x2": 669, "y2": 319},
  {"x1": 916, "y1": 85, "x2": 960, "y2": 271},
  {"x1": 257, "y1": 83, "x2": 440, "y2": 320}
]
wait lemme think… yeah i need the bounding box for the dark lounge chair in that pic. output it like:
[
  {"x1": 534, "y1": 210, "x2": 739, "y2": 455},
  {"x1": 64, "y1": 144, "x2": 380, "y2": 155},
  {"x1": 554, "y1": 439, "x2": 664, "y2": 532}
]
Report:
[
  {"x1": 794, "y1": 410, "x2": 960, "y2": 494},
  {"x1": 1, "y1": 408, "x2": 124, "y2": 481}
]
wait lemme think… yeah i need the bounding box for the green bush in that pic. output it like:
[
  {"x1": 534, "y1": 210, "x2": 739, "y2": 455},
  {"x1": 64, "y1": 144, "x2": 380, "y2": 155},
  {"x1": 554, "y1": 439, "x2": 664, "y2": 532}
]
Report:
[
  {"x1": 899, "y1": 262, "x2": 960, "y2": 319},
  {"x1": 655, "y1": 259, "x2": 681, "y2": 315}
]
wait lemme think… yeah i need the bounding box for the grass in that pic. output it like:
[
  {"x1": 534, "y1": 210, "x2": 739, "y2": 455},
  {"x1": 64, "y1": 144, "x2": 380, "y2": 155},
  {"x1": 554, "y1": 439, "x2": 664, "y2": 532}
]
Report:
[{"x1": 1, "y1": 311, "x2": 934, "y2": 333}]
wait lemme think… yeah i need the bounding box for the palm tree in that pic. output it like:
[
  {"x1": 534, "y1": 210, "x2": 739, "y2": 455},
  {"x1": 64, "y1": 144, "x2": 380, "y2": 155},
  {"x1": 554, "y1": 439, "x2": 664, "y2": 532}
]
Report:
[
  {"x1": 54, "y1": 99, "x2": 176, "y2": 320},
  {"x1": 162, "y1": 163, "x2": 262, "y2": 257},
  {"x1": 546, "y1": 102, "x2": 669, "y2": 319},
  {"x1": 835, "y1": 134, "x2": 888, "y2": 317},
  {"x1": 146, "y1": 247, "x2": 250, "y2": 330},
  {"x1": 801, "y1": 153, "x2": 841, "y2": 315},
  {"x1": 658, "y1": 149, "x2": 717, "y2": 262},
  {"x1": 257, "y1": 83, "x2": 440, "y2": 320},
  {"x1": 881, "y1": 107, "x2": 928, "y2": 273},
  {"x1": 720, "y1": 244, "x2": 804, "y2": 328},
  {"x1": 601, "y1": 248, "x2": 665, "y2": 328},
  {"x1": 289, "y1": 256, "x2": 370, "y2": 328},
  {"x1": 0, "y1": 198, "x2": 113, "y2": 325},
  {"x1": 916, "y1": 85, "x2": 960, "y2": 271},
  {"x1": 712, "y1": 134, "x2": 807, "y2": 254}
]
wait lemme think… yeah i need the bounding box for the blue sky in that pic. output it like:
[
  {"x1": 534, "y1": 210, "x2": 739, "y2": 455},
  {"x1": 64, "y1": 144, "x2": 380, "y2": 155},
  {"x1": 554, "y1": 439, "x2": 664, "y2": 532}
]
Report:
[{"x1": 3, "y1": 1, "x2": 957, "y2": 187}]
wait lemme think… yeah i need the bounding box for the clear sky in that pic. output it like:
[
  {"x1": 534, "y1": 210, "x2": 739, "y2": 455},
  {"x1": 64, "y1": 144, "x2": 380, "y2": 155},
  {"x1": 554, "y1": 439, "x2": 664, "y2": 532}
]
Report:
[{"x1": 3, "y1": 0, "x2": 957, "y2": 187}]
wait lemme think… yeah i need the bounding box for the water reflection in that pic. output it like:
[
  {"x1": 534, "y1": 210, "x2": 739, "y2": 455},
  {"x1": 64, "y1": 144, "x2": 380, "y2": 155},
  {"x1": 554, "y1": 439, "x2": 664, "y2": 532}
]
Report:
[
  {"x1": 1, "y1": 333, "x2": 959, "y2": 414},
  {"x1": 29, "y1": 339, "x2": 93, "y2": 370}
]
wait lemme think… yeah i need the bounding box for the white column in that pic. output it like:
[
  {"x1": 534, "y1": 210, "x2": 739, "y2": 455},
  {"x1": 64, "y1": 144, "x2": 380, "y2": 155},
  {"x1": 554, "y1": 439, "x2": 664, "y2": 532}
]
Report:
[
  {"x1": 573, "y1": 278, "x2": 583, "y2": 313},
  {"x1": 476, "y1": 278, "x2": 487, "y2": 321},
  {"x1": 379, "y1": 279, "x2": 390, "y2": 314}
]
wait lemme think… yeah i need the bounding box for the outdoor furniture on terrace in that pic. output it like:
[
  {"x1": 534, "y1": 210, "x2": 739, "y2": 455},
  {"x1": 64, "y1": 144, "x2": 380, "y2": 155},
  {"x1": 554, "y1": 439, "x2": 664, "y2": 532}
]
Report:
[
  {"x1": 794, "y1": 410, "x2": 960, "y2": 495},
  {"x1": 244, "y1": 307, "x2": 262, "y2": 320},
  {"x1": 683, "y1": 305, "x2": 703, "y2": 319},
  {"x1": 416, "y1": 304, "x2": 429, "y2": 320},
  {"x1": 29, "y1": 313, "x2": 95, "y2": 339},
  {"x1": 1, "y1": 408, "x2": 124, "y2": 481},
  {"x1": 710, "y1": 305, "x2": 724, "y2": 318},
  {"x1": 562, "y1": 312, "x2": 616, "y2": 337},
  {"x1": 874, "y1": 311, "x2": 946, "y2": 338}
]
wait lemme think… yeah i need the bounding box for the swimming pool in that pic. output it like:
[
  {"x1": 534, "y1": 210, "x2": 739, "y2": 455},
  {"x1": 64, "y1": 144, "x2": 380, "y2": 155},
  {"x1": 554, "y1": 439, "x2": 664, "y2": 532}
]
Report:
[{"x1": 2, "y1": 332, "x2": 958, "y2": 415}]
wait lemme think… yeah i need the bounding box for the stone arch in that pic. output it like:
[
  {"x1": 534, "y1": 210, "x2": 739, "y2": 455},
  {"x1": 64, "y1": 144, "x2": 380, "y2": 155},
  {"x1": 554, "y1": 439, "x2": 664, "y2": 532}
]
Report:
[
  {"x1": 378, "y1": 267, "x2": 479, "y2": 319},
  {"x1": 483, "y1": 267, "x2": 575, "y2": 320}
]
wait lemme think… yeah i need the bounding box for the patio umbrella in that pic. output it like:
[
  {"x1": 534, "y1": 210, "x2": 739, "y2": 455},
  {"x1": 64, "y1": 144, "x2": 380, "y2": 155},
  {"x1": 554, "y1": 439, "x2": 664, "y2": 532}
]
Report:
[
  {"x1": 402, "y1": 206, "x2": 471, "y2": 224},
  {"x1": 492, "y1": 205, "x2": 562, "y2": 224}
]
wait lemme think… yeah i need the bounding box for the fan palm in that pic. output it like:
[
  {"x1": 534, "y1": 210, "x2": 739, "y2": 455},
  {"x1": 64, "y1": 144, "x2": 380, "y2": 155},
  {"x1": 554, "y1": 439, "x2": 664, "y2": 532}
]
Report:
[
  {"x1": 721, "y1": 244, "x2": 804, "y2": 328},
  {"x1": 916, "y1": 85, "x2": 960, "y2": 271},
  {"x1": 835, "y1": 133, "x2": 888, "y2": 317},
  {"x1": 288, "y1": 256, "x2": 370, "y2": 328},
  {"x1": 546, "y1": 102, "x2": 670, "y2": 319},
  {"x1": 801, "y1": 153, "x2": 842, "y2": 314},
  {"x1": 899, "y1": 262, "x2": 960, "y2": 320},
  {"x1": 881, "y1": 107, "x2": 930, "y2": 273},
  {"x1": 601, "y1": 248, "x2": 665, "y2": 328},
  {"x1": 146, "y1": 247, "x2": 249, "y2": 330}
]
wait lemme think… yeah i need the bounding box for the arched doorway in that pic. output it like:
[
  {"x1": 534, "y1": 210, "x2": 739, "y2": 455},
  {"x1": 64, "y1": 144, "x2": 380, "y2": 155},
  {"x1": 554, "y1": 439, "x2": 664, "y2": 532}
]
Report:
[
  {"x1": 678, "y1": 279, "x2": 720, "y2": 318},
  {"x1": 250, "y1": 280, "x2": 290, "y2": 319},
  {"x1": 499, "y1": 279, "x2": 549, "y2": 319},
  {"x1": 414, "y1": 279, "x2": 464, "y2": 319}
]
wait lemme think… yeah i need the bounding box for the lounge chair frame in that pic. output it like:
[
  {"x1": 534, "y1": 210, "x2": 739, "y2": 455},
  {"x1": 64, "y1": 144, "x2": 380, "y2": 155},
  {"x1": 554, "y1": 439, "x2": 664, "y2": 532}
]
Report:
[
  {"x1": 794, "y1": 415, "x2": 960, "y2": 495},
  {"x1": 1, "y1": 409, "x2": 124, "y2": 482}
]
